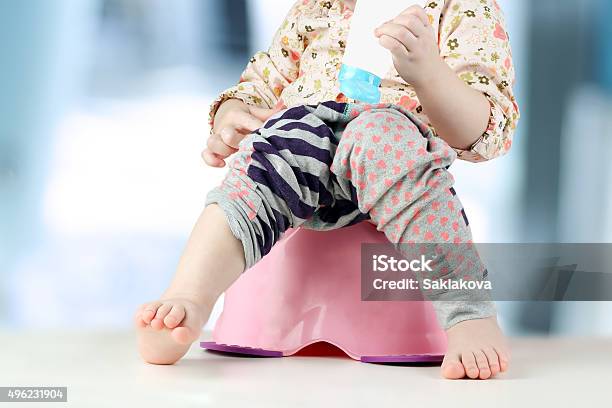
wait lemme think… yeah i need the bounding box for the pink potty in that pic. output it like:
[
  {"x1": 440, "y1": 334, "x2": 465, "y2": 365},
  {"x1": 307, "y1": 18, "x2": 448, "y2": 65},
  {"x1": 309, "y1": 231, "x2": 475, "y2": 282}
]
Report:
[{"x1": 201, "y1": 223, "x2": 447, "y2": 363}]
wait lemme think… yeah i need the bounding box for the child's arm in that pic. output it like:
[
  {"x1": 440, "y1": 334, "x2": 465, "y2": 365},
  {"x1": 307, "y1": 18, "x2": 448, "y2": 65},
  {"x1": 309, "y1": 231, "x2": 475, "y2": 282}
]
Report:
[
  {"x1": 376, "y1": 1, "x2": 519, "y2": 162},
  {"x1": 204, "y1": 1, "x2": 311, "y2": 167},
  {"x1": 208, "y1": 1, "x2": 309, "y2": 128},
  {"x1": 408, "y1": 53, "x2": 492, "y2": 152}
]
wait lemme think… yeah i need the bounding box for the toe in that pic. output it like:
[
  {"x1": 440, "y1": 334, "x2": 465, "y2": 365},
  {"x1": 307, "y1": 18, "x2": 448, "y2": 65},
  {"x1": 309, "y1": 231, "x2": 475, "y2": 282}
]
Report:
[
  {"x1": 441, "y1": 353, "x2": 466, "y2": 379},
  {"x1": 154, "y1": 303, "x2": 173, "y2": 321},
  {"x1": 150, "y1": 318, "x2": 165, "y2": 331},
  {"x1": 171, "y1": 327, "x2": 198, "y2": 345},
  {"x1": 141, "y1": 302, "x2": 162, "y2": 324},
  {"x1": 134, "y1": 305, "x2": 146, "y2": 327},
  {"x1": 163, "y1": 305, "x2": 186, "y2": 329},
  {"x1": 495, "y1": 346, "x2": 511, "y2": 372},
  {"x1": 461, "y1": 352, "x2": 480, "y2": 379},
  {"x1": 474, "y1": 350, "x2": 491, "y2": 380},
  {"x1": 484, "y1": 347, "x2": 501, "y2": 377},
  {"x1": 134, "y1": 310, "x2": 147, "y2": 328},
  {"x1": 151, "y1": 303, "x2": 173, "y2": 330}
]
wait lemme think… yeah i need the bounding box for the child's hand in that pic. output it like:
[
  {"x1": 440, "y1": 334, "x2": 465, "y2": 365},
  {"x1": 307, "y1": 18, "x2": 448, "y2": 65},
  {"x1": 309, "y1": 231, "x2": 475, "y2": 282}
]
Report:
[
  {"x1": 204, "y1": 100, "x2": 277, "y2": 168},
  {"x1": 374, "y1": 6, "x2": 443, "y2": 88}
]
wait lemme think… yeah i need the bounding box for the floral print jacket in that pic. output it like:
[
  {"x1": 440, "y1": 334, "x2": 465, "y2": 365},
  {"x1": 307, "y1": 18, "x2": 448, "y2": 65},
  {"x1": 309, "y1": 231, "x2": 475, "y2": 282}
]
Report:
[{"x1": 209, "y1": 0, "x2": 520, "y2": 162}]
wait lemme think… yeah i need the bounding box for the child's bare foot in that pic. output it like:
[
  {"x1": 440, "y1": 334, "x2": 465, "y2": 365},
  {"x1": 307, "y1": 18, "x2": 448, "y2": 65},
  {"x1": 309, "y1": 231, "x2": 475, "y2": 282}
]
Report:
[
  {"x1": 134, "y1": 205, "x2": 246, "y2": 365},
  {"x1": 441, "y1": 316, "x2": 510, "y2": 380},
  {"x1": 135, "y1": 296, "x2": 213, "y2": 365}
]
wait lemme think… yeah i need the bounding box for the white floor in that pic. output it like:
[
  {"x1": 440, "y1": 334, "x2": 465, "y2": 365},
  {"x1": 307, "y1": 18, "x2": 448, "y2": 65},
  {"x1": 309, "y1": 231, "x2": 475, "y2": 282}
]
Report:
[{"x1": 1, "y1": 331, "x2": 609, "y2": 407}]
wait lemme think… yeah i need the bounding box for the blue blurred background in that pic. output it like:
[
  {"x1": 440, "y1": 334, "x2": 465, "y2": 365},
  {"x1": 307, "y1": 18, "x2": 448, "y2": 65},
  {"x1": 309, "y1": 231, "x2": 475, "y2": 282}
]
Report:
[{"x1": 1, "y1": 0, "x2": 611, "y2": 335}]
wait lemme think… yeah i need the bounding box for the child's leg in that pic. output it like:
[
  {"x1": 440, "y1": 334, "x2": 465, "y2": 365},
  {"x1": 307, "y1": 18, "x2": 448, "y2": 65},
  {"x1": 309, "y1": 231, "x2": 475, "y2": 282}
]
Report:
[
  {"x1": 135, "y1": 204, "x2": 246, "y2": 365},
  {"x1": 331, "y1": 105, "x2": 509, "y2": 379},
  {"x1": 334, "y1": 107, "x2": 492, "y2": 325},
  {"x1": 136, "y1": 104, "x2": 365, "y2": 365}
]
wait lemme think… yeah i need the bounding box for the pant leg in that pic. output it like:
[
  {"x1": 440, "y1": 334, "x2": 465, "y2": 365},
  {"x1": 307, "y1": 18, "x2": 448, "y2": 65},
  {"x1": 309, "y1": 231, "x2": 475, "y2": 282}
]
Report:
[
  {"x1": 331, "y1": 104, "x2": 496, "y2": 329},
  {"x1": 206, "y1": 103, "x2": 365, "y2": 270}
]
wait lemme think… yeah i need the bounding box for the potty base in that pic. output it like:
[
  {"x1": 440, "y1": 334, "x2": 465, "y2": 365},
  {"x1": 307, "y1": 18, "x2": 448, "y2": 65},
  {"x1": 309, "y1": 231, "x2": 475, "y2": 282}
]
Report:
[
  {"x1": 200, "y1": 341, "x2": 283, "y2": 357},
  {"x1": 204, "y1": 224, "x2": 448, "y2": 365},
  {"x1": 200, "y1": 341, "x2": 444, "y2": 364}
]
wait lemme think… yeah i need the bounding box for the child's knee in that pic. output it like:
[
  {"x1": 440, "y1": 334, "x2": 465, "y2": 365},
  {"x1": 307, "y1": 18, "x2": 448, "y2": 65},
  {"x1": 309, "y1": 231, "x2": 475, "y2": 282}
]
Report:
[
  {"x1": 340, "y1": 108, "x2": 457, "y2": 176},
  {"x1": 344, "y1": 110, "x2": 424, "y2": 152},
  {"x1": 336, "y1": 109, "x2": 425, "y2": 173}
]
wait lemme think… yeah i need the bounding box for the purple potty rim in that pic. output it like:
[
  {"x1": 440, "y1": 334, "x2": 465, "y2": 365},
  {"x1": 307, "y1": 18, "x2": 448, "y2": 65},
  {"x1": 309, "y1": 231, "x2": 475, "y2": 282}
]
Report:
[
  {"x1": 200, "y1": 341, "x2": 283, "y2": 357},
  {"x1": 201, "y1": 341, "x2": 443, "y2": 364},
  {"x1": 360, "y1": 354, "x2": 444, "y2": 364}
]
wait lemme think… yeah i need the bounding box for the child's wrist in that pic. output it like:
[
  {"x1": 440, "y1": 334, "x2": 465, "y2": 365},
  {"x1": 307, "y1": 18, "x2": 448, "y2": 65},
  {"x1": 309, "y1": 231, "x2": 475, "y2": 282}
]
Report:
[
  {"x1": 216, "y1": 99, "x2": 247, "y2": 117},
  {"x1": 213, "y1": 99, "x2": 248, "y2": 133},
  {"x1": 411, "y1": 58, "x2": 448, "y2": 92}
]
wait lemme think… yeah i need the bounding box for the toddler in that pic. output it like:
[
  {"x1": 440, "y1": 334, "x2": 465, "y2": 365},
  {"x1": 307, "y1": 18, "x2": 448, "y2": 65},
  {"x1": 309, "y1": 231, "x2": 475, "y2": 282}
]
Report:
[{"x1": 135, "y1": 0, "x2": 519, "y2": 380}]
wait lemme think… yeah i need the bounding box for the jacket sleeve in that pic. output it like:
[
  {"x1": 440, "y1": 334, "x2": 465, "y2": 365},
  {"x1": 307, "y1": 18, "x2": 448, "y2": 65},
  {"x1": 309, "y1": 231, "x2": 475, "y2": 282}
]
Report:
[
  {"x1": 208, "y1": 0, "x2": 310, "y2": 130},
  {"x1": 437, "y1": 0, "x2": 520, "y2": 162}
]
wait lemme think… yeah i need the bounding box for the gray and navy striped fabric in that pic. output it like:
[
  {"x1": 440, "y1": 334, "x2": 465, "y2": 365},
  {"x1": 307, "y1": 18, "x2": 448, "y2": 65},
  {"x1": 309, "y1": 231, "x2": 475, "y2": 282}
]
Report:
[{"x1": 207, "y1": 101, "x2": 370, "y2": 267}]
